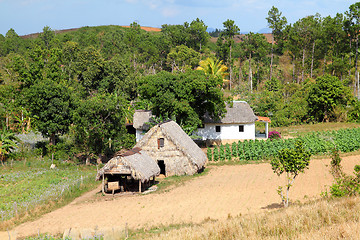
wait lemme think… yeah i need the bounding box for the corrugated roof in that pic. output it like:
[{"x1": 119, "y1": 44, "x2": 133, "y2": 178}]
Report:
[{"x1": 204, "y1": 101, "x2": 257, "y2": 124}]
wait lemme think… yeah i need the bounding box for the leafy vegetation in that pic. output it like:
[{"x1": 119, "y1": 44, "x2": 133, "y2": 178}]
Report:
[
  {"x1": 0, "y1": 156, "x2": 97, "y2": 230},
  {"x1": 271, "y1": 140, "x2": 311, "y2": 207},
  {"x1": 207, "y1": 127, "x2": 360, "y2": 163}
]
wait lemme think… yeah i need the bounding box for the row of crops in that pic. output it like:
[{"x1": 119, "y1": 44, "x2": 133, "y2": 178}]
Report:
[
  {"x1": 0, "y1": 166, "x2": 96, "y2": 222},
  {"x1": 207, "y1": 128, "x2": 360, "y2": 162}
]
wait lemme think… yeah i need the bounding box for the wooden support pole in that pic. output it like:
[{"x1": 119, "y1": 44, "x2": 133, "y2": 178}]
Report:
[
  {"x1": 102, "y1": 174, "x2": 105, "y2": 194},
  {"x1": 139, "y1": 180, "x2": 142, "y2": 193}
]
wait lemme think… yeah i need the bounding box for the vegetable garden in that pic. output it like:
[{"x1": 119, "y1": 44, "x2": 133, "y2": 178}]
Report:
[{"x1": 207, "y1": 128, "x2": 360, "y2": 162}]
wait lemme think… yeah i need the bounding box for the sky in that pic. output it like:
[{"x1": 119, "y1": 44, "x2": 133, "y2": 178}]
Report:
[{"x1": 0, "y1": 0, "x2": 359, "y2": 36}]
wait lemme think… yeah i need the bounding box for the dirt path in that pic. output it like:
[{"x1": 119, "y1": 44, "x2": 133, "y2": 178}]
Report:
[{"x1": 7, "y1": 155, "x2": 360, "y2": 238}]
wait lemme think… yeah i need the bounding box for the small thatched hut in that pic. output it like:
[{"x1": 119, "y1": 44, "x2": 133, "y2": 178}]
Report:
[
  {"x1": 96, "y1": 147, "x2": 160, "y2": 193},
  {"x1": 135, "y1": 120, "x2": 207, "y2": 176}
]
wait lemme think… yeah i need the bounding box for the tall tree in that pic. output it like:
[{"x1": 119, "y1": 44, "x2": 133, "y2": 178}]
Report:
[
  {"x1": 346, "y1": 2, "x2": 360, "y2": 99},
  {"x1": 138, "y1": 70, "x2": 227, "y2": 132},
  {"x1": 23, "y1": 80, "x2": 74, "y2": 145},
  {"x1": 221, "y1": 20, "x2": 240, "y2": 89},
  {"x1": 266, "y1": 6, "x2": 288, "y2": 80},
  {"x1": 187, "y1": 18, "x2": 210, "y2": 51},
  {"x1": 73, "y1": 93, "x2": 131, "y2": 164}
]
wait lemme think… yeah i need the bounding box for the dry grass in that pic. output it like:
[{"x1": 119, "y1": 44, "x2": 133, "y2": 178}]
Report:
[{"x1": 134, "y1": 197, "x2": 360, "y2": 240}]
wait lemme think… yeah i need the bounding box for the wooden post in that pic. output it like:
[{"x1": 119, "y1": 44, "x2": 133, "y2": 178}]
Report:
[
  {"x1": 102, "y1": 174, "x2": 105, "y2": 194},
  {"x1": 139, "y1": 180, "x2": 142, "y2": 193}
]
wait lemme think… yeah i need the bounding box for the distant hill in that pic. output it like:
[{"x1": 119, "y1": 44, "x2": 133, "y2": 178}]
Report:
[{"x1": 20, "y1": 25, "x2": 161, "y2": 39}]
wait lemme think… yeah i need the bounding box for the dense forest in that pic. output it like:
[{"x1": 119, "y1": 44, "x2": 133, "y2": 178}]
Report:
[{"x1": 1, "y1": 3, "x2": 360, "y2": 162}]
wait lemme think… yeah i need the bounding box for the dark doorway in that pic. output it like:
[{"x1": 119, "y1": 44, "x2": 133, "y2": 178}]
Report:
[{"x1": 157, "y1": 160, "x2": 166, "y2": 175}]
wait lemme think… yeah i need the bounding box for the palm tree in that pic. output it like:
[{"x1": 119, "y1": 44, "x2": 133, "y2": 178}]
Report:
[
  {"x1": 196, "y1": 57, "x2": 229, "y2": 84},
  {"x1": 0, "y1": 129, "x2": 18, "y2": 165}
]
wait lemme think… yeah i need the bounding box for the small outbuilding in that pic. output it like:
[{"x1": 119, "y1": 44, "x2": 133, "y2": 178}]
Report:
[
  {"x1": 96, "y1": 147, "x2": 160, "y2": 193},
  {"x1": 133, "y1": 110, "x2": 153, "y2": 142},
  {"x1": 135, "y1": 120, "x2": 207, "y2": 177}
]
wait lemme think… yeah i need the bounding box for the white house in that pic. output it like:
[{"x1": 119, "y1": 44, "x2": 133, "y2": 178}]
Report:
[
  {"x1": 133, "y1": 110, "x2": 153, "y2": 142},
  {"x1": 196, "y1": 101, "x2": 266, "y2": 143},
  {"x1": 133, "y1": 101, "x2": 269, "y2": 143}
]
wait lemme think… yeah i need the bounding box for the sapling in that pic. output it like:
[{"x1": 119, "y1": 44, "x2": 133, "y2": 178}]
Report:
[{"x1": 270, "y1": 140, "x2": 311, "y2": 207}]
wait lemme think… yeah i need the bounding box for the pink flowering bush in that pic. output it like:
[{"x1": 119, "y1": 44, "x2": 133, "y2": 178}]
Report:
[{"x1": 268, "y1": 131, "x2": 281, "y2": 140}]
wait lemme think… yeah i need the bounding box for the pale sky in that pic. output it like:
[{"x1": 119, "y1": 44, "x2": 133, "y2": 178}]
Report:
[{"x1": 0, "y1": 0, "x2": 358, "y2": 36}]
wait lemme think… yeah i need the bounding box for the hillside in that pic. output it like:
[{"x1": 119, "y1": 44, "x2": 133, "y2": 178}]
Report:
[{"x1": 20, "y1": 25, "x2": 161, "y2": 39}]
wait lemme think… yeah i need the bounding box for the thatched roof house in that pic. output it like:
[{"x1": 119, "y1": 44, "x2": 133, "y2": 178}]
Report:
[
  {"x1": 135, "y1": 120, "x2": 207, "y2": 176},
  {"x1": 96, "y1": 147, "x2": 160, "y2": 193}
]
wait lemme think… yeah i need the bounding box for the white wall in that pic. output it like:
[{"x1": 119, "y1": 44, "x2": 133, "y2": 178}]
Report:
[
  {"x1": 136, "y1": 129, "x2": 145, "y2": 142},
  {"x1": 196, "y1": 123, "x2": 255, "y2": 140}
]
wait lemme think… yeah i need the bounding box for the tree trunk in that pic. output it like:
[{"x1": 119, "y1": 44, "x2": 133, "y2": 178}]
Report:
[
  {"x1": 86, "y1": 155, "x2": 90, "y2": 166},
  {"x1": 49, "y1": 133, "x2": 56, "y2": 146},
  {"x1": 349, "y1": 38, "x2": 352, "y2": 79},
  {"x1": 229, "y1": 45, "x2": 232, "y2": 90},
  {"x1": 355, "y1": 35, "x2": 359, "y2": 100},
  {"x1": 323, "y1": 52, "x2": 327, "y2": 76},
  {"x1": 249, "y1": 53, "x2": 253, "y2": 92},
  {"x1": 239, "y1": 58, "x2": 243, "y2": 86},
  {"x1": 269, "y1": 39, "x2": 274, "y2": 81},
  {"x1": 292, "y1": 56, "x2": 296, "y2": 83},
  {"x1": 311, "y1": 41, "x2": 315, "y2": 79},
  {"x1": 301, "y1": 48, "x2": 305, "y2": 83}
]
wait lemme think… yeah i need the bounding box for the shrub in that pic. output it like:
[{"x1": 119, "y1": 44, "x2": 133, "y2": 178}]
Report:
[
  {"x1": 207, "y1": 148, "x2": 213, "y2": 161},
  {"x1": 219, "y1": 145, "x2": 225, "y2": 161},
  {"x1": 268, "y1": 131, "x2": 281, "y2": 140},
  {"x1": 213, "y1": 147, "x2": 219, "y2": 162},
  {"x1": 225, "y1": 143, "x2": 231, "y2": 161}
]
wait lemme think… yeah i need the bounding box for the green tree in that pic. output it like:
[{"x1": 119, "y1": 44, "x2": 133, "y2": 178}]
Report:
[
  {"x1": 266, "y1": 6, "x2": 288, "y2": 80},
  {"x1": 138, "y1": 70, "x2": 227, "y2": 132},
  {"x1": 23, "y1": 80, "x2": 74, "y2": 145},
  {"x1": 271, "y1": 140, "x2": 311, "y2": 207},
  {"x1": 166, "y1": 45, "x2": 200, "y2": 72},
  {"x1": 187, "y1": 18, "x2": 210, "y2": 51},
  {"x1": 307, "y1": 75, "x2": 354, "y2": 122},
  {"x1": 345, "y1": 2, "x2": 360, "y2": 99},
  {"x1": 221, "y1": 19, "x2": 240, "y2": 89},
  {"x1": 73, "y1": 93, "x2": 132, "y2": 164}
]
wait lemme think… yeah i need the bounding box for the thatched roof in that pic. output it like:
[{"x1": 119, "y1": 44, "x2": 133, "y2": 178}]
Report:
[
  {"x1": 96, "y1": 147, "x2": 160, "y2": 183},
  {"x1": 133, "y1": 110, "x2": 153, "y2": 130},
  {"x1": 204, "y1": 101, "x2": 257, "y2": 124},
  {"x1": 136, "y1": 120, "x2": 207, "y2": 170}
]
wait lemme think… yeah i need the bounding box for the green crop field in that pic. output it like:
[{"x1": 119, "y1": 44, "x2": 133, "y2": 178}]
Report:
[{"x1": 0, "y1": 158, "x2": 98, "y2": 230}]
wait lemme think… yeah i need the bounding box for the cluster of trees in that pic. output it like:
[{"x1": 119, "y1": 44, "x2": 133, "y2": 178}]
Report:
[{"x1": 1, "y1": 3, "x2": 360, "y2": 161}]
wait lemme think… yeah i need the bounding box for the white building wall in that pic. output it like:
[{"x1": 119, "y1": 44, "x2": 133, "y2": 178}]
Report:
[
  {"x1": 196, "y1": 123, "x2": 255, "y2": 140},
  {"x1": 136, "y1": 129, "x2": 146, "y2": 142}
]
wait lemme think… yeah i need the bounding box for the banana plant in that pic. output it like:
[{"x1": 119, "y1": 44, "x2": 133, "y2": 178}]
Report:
[{"x1": 0, "y1": 129, "x2": 18, "y2": 165}]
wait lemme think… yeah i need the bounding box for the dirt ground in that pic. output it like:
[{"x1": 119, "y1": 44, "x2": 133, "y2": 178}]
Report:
[{"x1": 4, "y1": 155, "x2": 360, "y2": 238}]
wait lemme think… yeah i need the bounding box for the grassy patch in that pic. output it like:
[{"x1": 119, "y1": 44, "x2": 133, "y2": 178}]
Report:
[{"x1": 0, "y1": 156, "x2": 98, "y2": 231}]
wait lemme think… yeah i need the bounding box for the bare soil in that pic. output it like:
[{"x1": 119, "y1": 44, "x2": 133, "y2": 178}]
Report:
[{"x1": 5, "y1": 155, "x2": 360, "y2": 238}]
